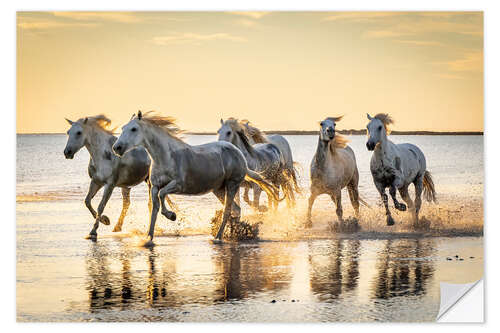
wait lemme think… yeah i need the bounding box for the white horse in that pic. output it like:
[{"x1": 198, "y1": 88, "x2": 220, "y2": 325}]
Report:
[
  {"x1": 64, "y1": 115, "x2": 172, "y2": 240},
  {"x1": 366, "y1": 113, "x2": 436, "y2": 226},
  {"x1": 112, "y1": 111, "x2": 280, "y2": 246},
  {"x1": 306, "y1": 117, "x2": 365, "y2": 227}
]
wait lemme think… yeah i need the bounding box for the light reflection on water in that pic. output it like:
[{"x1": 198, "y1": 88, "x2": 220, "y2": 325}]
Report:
[{"x1": 17, "y1": 223, "x2": 483, "y2": 321}]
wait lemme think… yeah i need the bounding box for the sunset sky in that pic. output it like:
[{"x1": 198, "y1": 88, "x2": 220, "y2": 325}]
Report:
[{"x1": 17, "y1": 11, "x2": 483, "y2": 133}]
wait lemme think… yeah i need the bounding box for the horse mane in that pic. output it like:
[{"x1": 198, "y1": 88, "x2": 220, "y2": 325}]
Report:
[
  {"x1": 374, "y1": 113, "x2": 394, "y2": 133},
  {"x1": 240, "y1": 120, "x2": 268, "y2": 143},
  {"x1": 224, "y1": 118, "x2": 256, "y2": 155},
  {"x1": 138, "y1": 111, "x2": 184, "y2": 140},
  {"x1": 329, "y1": 134, "x2": 349, "y2": 152},
  {"x1": 78, "y1": 114, "x2": 115, "y2": 134}
]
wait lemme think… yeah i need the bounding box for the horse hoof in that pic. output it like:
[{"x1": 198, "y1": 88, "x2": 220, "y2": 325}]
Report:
[
  {"x1": 99, "y1": 215, "x2": 110, "y2": 225},
  {"x1": 85, "y1": 233, "x2": 97, "y2": 241},
  {"x1": 387, "y1": 216, "x2": 395, "y2": 226},
  {"x1": 166, "y1": 211, "x2": 176, "y2": 221},
  {"x1": 142, "y1": 238, "x2": 155, "y2": 248},
  {"x1": 305, "y1": 220, "x2": 312, "y2": 228},
  {"x1": 211, "y1": 238, "x2": 223, "y2": 244},
  {"x1": 112, "y1": 226, "x2": 122, "y2": 232},
  {"x1": 397, "y1": 203, "x2": 407, "y2": 212}
]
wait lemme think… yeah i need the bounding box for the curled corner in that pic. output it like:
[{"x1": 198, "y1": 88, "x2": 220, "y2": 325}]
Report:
[{"x1": 437, "y1": 279, "x2": 482, "y2": 320}]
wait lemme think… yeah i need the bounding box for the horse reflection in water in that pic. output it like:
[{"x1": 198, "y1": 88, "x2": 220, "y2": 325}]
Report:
[
  {"x1": 308, "y1": 240, "x2": 361, "y2": 301},
  {"x1": 372, "y1": 239, "x2": 435, "y2": 300},
  {"x1": 84, "y1": 241, "x2": 293, "y2": 312},
  {"x1": 213, "y1": 244, "x2": 293, "y2": 302}
]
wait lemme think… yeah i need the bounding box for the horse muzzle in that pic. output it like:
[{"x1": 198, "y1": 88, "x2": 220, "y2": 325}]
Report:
[
  {"x1": 366, "y1": 141, "x2": 375, "y2": 151},
  {"x1": 112, "y1": 143, "x2": 125, "y2": 157},
  {"x1": 64, "y1": 148, "x2": 74, "y2": 159}
]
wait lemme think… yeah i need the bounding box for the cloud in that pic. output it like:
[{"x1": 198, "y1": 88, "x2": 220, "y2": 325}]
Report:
[
  {"x1": 363, "y1": 30, "x2": 414, "y2": 38},
  {"x1": 394, "y1": 40, "x2": 444, "y2": 46},
  {"x1": 234, "y1": 18, "x2": 259, "y2": 28},
  {"x1": 227, "y1": 12, "x2": 270, "y2": 19},
  {"x1": 436, "y1": 73, "x2": 464, "y2": 80},
  {"x1": 322, "y1": 12, "x2": 403, "y2": 22},
  {"x1": 151, "y1": 33, "x2": 247, "y2": 46},
  {"x1": 432, "y1": 52, "x2": 483, "y2": 72},
  {"x1": 52, "y1": 12, "x2": 142, "y2": 23},
  {"x1": 17, "y1": 19, "x2": 98, "y2": 30}
]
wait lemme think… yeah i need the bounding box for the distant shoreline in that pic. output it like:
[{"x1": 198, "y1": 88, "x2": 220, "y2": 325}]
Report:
[{"x1": 17, "y1": 130, "x2": 484, "y2": 136}]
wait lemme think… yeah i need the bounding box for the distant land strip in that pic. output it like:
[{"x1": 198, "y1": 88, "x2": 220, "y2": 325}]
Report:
[
  {"x1": 19, "y1": 130, "x2": 484, "y2": 135},
  {"x1": 188, "y1": 130, "x2": 484, "y2": 136}
]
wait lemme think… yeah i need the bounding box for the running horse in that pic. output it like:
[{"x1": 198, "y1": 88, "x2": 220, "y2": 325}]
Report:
[
  {"x1": 113, "y1": 111, "x2": 280, "y2": 246},
  {"x1": 307, "y1": 117, "x2": 366, "y2": 227},
  {"x1": 63, "y1": 115, "x2": 173, "y2": 240},
  {"x1": 366, "y1": 113, "x2": 436, "y2": 226},
  {"x1": 240, "y1": 120, "x2": 300, "y2": 207}
]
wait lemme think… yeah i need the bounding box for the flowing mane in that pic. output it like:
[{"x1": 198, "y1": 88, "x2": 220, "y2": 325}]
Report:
[
  {"x1": 374, "y1": 113, "x2": 394, "y2": 133},
  {"x1": 240, "y1": 120, "x2": 268, "y2": 143},
  {"x1": 138, "y1": 111, "x2": 184, "y2": 140},
  {"x1": 330, "y1": 135, "x2": 349, "y2": 150},
  {"x1": 223, "y1": 118, "x2": 256, "y2": 155},
  {"x1": 78, "y1": 114, "x2": 115, "y2": 134}
]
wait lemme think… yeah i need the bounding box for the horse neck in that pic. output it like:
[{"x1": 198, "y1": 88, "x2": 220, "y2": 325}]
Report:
[
  {"x1": 314, "y1": 137, "x2": 330, "y2": 165},
  {"x1": 374, "y1": 131, "x2": 392, "y2": 161},
  {"x1": 233, "y1": 133, "x2": 255, "y2": 160},
  {"x1": 142, "y1": 125, "x2": 189, "y2": 168},
  {"x1": 84, "y1": 127, "x2": 115, "y2": 166}
]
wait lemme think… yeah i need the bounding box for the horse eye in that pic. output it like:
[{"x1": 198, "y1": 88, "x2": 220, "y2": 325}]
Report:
[
  {"x1": 131, "y1": 127, "x2": 137, "y2": 132},
  {"x1": 226, "y1": 131, "x2": 231, "y2": 136},
  {"x1": 76, "y1": 131, "x2": 82, "y2": 136},
  {"x1": 378, "y1": 126, "x2": 382, "y2": 131},
  {"x1": 320, "y1": 122, "x2": 324, "y2": 126}
]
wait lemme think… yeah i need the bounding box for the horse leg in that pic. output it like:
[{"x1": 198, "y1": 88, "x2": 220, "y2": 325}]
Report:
[
  {"x1": 389, "y1": 185, "x2": 406, "y2": 211},
  {"x1": 88, "y1": 184, "x2": 114, "y2": 240},
  {"x1": 306, "y1": 189, "x2": 319, "y2": 228},
  {"x1": 399, "y1": 185, "x2": 416, "y2": 223},
  {"x1": 146, "y1": 179, "x2": 153, "y2": 217},
  {"x1": 243, "y1": 185, "x2": 252, "y2": 206},
  {"x1": 253, "y1": 184, "x2": 266, "y2": 212},
  {"x1": 377, "y1": 184, "x2": 395, "y2": 226},
  {"x1": 413, "y1": 176, "x2": 424, "y2": 225},
  {"x1": 159, "y1": 181, "x2": 178, "y2": 221},
  {"x1": 331, "y1": 190, "x2": 343, "y2": 223},
  {"x1": 145, "y1": 185, "x2": 160, "y2": 246},
  {"x1": 215, "y1": 182, "x2": 239, "y2": 240},
  {"x1": 113, "y1": 187, "x2": 130, "y2": 232},
  {"x1": 85, "y1": 180, "x2": 102, "y2": 219},
  {"x1": 233, "y1": 187, "x2": 241, "y2": 218},
  {"x1": 347, "y1": 184, "x2": 360, "y2": 219}
]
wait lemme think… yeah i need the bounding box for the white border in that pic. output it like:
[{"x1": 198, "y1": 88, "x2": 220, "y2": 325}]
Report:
[{"x1": 4, "y1": 0, "x2": 497, "y2": 331}]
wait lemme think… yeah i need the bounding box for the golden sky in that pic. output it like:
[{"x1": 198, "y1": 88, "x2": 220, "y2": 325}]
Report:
[{"x1": 17, "y1": 11, "x2": 483, "y2": 133}]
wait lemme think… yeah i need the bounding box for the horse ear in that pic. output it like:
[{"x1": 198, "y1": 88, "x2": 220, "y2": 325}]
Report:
[
  {"x1": 367, "y1": 113, "x2": 372, "y2": 120},
  {"x1": 220, "y1": 118, "x2": 224, "y2": 125},
  {"x1": 333, "y1": 115, "x2": 343, "y2": 122},
  {"x1": 83, "y1": 117, "x2": 88, "y2": 124},
  {"x1": 138, "y1": 111, "x2": 142, "y2": 120},
  {"x1": 65, "y1": 118, "x2": 73, "y2": 125}
]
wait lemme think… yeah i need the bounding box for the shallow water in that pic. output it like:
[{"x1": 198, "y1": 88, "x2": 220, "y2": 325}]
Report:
[{"x1": 16, "y1": 134, "x2": 483, "y2": 321}]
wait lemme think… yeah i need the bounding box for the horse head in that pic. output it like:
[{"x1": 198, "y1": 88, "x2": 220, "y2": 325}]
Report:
[{"x1": 64, "y1": 117, "x2": 88, "y2": 159}]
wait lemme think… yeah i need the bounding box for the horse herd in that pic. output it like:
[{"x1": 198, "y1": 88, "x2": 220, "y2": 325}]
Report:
[{"x1": 63, "y1": 111, "x2": 436, "y2": 246}]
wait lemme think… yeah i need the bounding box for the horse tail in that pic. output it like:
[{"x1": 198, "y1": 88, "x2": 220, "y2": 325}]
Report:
[
  {"x1": 423, "y1": 170, "x2": 437, "y2": 203},
  {"x1": 290, "y1": 162, "x2": 302, "y2": 194},
  {"x1": 281, "y1": 166, "x2": 301, "y2": 195},
  {"x1": 244, "y1": 170, "x2": 284, "y2": 202}
]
